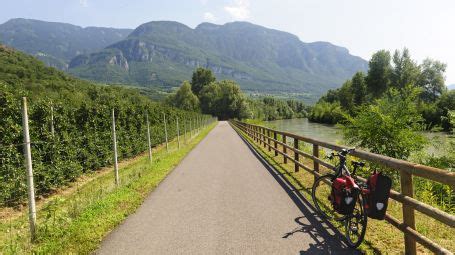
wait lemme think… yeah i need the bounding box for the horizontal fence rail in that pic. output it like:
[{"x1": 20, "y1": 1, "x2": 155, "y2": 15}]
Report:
[{"x1": 230, "y1": 120, "x2": 454, "y2": 255}]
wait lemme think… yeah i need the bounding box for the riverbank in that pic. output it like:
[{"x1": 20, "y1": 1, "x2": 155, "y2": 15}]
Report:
[{"x1": 264, "y1": 118, "x2": 455, "y2": 157}]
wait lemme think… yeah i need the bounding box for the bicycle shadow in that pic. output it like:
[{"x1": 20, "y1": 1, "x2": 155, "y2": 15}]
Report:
[
  {"x1": 285, "y1": 216, "x2": 360, "y2": 254},
  {"x1": 236, "y1": 133, "x2": 364, "y2": 254}
]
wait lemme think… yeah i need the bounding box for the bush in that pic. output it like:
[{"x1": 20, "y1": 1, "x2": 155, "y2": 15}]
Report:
[
  {"x1": 341, "y1": 86, "x2": 427, "y2": 160},
  {"x1": 308, "y1": 101, "x2": 344, "y2": 124}
]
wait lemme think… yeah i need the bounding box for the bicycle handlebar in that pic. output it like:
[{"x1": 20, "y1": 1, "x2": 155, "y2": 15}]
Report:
[{"x1": 327, "y1": 148, "x2": 356, "y2": 160}]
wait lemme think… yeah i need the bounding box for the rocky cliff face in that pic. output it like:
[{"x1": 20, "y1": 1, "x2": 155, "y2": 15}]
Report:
[{"x1": 68, "y1": 21, "x2": 368, "y2": 99}]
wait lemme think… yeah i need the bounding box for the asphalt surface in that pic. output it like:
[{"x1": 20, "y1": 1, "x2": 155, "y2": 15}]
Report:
[{"x1": 97, "y1": 121, "x2": 357, "y2": 254}]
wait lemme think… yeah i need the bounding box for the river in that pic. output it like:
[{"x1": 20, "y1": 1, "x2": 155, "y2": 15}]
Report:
[{"x1": 264, "y1": 118, "x2": 454, "y2": 157}]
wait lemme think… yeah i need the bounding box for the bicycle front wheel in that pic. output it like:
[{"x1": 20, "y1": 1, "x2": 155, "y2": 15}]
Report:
[
  {"x1": 344, "y1": 193, "x2": 368, "y2": 248},
  {"x1": 312, "y1": 174, "x2": 343, "y2": 220}
]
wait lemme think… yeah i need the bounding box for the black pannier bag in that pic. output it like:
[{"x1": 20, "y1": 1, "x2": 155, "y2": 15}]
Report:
[
  {"x1": 366, "y1": 171, "x2": 392, "y2": 220},
  {"x1": 331, "y1": 176, "x2": 359, "y2": 215}
]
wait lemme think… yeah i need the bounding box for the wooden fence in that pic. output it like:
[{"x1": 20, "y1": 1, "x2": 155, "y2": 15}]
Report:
[{"x1": 231, "y1": 120, "x2": 455, "y2": 255}]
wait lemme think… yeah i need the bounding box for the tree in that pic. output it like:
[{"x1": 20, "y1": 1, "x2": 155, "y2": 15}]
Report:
[
  {"x1": 166, "y1": 81, "x2": 200, "y2": 111},
  {"x1": 341, "y1": 85, "x2": 427, "y2": 160},
  {"x1": 351, "y1": 71, "x2": 367, "y2": 105},
  {"x1": 199, "y1": 80, "x2": 250, "y2": 120},
  {"x1": 337, "y1": 80, "x2": 354, "y2": 111},
  {"x1": 217, "y1": 80, "x2": 250, "y2": 120},
  {"x1": 448, "y1": 111, "x2": 455, "y2": 132},
  {"x1": 366, "y1": 50, "x2": 392, "y2": 98},
  {"x1": 190, "y1": 67, "x2": 216, "y2": 96},
  {"x1": 437, "y1": 90, "x2": 455, "y2": 131},
  {"x1": 391, "y1": 48, "x2": 420, "y2": 89},
  {"x1": 417, "y1": 58, "x2": 447, "y2": 102},
  {"x1": 199, "y1": 82, "x2": 221, "y2": 115}
]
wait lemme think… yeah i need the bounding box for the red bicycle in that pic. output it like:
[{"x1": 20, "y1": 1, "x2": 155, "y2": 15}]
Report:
[{"x1": 311, "y1": 148, "x2": 369, "y2": 248}]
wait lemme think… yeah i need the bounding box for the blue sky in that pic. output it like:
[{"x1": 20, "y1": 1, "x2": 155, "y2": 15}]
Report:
[{"x1": 1, "y1": 0, "x2": 455, "y2": 85}]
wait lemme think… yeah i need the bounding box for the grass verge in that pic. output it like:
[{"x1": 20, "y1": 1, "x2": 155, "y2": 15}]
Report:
[
  {"x1": 0, "y1": 122, "x2": 217, "y2": 254},
  {"x1": 231, "y1": 123, "x2": 454, "y2": 254}
]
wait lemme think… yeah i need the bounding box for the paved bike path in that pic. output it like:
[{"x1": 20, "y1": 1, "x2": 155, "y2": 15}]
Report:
[{"x1": 97, "y1": 121, "x2": 356, "y2": 254}]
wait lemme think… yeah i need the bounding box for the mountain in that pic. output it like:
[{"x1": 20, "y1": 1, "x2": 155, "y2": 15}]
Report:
[
  {"x1": 448, "y1": 84, "x2": 455, "y2": 90},
  {"x1": 0, "y1": 18, "x2": 132, "y2": 70},
  {"x1": 68, "y1": 21, "x2": 368, "y2": 99}
]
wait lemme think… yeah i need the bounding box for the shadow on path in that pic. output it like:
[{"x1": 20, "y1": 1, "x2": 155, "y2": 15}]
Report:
[{"x1": 235, "y1": 130, "x2": 363, "y2": 255}]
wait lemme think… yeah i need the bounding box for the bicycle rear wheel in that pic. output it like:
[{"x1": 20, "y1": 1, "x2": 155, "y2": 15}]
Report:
[
  {"x1": 344, "y1": 194, "x2": 368, "y2": 248},
  {"x1": 312, "y1": 174, "x2": 343, "y2": 220}
]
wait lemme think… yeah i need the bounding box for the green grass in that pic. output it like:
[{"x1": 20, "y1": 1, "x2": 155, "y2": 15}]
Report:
[
  {"x1": 0, "y1": 122, "x2": 216, "y2": 254},
  {"x1": 232, "y1": 124, "x2": 454, "y2": 254}
]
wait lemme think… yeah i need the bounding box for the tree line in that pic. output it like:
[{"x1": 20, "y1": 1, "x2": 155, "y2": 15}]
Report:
[
  {"x1": 165, "y1": 67, "x2": 309, "y2": 120},
  {"x1": 309, "y1": 48, "x2": 454, "y2": 133}
]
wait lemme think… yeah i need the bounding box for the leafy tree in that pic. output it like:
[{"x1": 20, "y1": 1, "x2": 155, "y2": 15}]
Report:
[
  {"x1": 351, "y1": 71, "x2": 367, "y2": 105},
  {"x1": 417, "y1": 58, "x2": 447, "y2": 102},
  {"x1": 337, "y1": 80, "x2": 354, "y2": 111},
  {"x1": 341, "y1": 85, "x2": 427, "y2": 160},
  {"x1": 437, "y1": 90, "x2": 455, "y2": 131},
  {"x1": 366, "y1": 50, "x2": 392, "y2": 98},
  {"x1": 448, "y1": 111, "x2": 455, "y2": 132},
  {"x1": 217, "y1": 80, "x2": 250, "y2": 120},
  {"x1": 199, "y1": 80, "x2": 250, "y2": 120},
  {"x1": 309, "y1": 101, "x2": 344, "y2": 124},
  {"x1": 391, "y1": 48, "x2": 420, "y2": 89},
  {"x1": 166, "y1": 81, "x2": 200, "y2": 111},
  {"x1": 190, "y1": 67, "x2": 216, "y2": 96},
  {"x1": 200, "y1": 82, "x2": 221, "y2": 115}
]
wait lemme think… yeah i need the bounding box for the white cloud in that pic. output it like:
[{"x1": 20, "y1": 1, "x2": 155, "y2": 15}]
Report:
[
  {"x1": 203, "y1": 12, "x2": 217, "y2": 22},
  {"x1": 79, "y1": 0, "x2": 88, "y2": 7},
  {"x1": 224, "y1": 0, "x2": 250, "y2": 20}
]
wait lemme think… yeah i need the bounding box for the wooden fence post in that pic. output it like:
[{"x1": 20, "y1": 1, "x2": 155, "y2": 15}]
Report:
[
  {"x1": 401, "y1": 172, "x2": 417, "y2": 255},
  {"x1": 262, "y1": 128, "x2": 267, "y2": 148},
  {"x1": 176, "y1": 117, "x2": 180, "y2": 149},
  {"x1": 146, "y1": 114, "x2": 152, "y2": 163},
  {"x1": 267, "y1": 129, "x2": 271, "y2": 152},
  {"x1": 283, "y1": 134, "x2": 287, "y2": 164},
  {"x1": 273, "y1": 131, "x2": 278, "y2": 156},
  {"x1": 258, "y1": 127, "x2": 262, "y2": 145},
  {"x1": 163, "y1": 113, "x2": 169, "y2": 152},
  {"x1": 111, "y1": 109, "x2": 119, "y2": 186},
  {"x1": 22, "y1": 97, "x2": 37, "y2": 241},
  {"x1": 313, "y1": 144, "x2": 319, "y2": 181},
  {"x1": 294, "y1": 138, "x2": 299, "y2": 172}
]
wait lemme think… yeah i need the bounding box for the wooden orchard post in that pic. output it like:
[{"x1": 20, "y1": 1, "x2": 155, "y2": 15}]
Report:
[
  {"x1": 22, "y1": 97, "x2": 37, "y2": 241},
  {"x1": 273, "y1": 131, "x2": 278, "y2": 156},
  {"x1": 111, "y1": 109, "x2": 119, "y2": 186},
  {"x1": 313, "y1": 144, "x2": 319, "y2": 181},
  {"x1": 401, "y1": 172, "x2": 417, "y2": 255},
  {"x1": 184, "y1": 118, "x2": 187, "y2": 143},
  {"x1": 176, "y1": 117, "x2": 181, "y2": 149},
  {"x1": 163, "y1": 113, "x2": 169, "y2": 152},
  {"x1": 50, "y1": 104, "x2": 55, "y2": 137},
  {"x1": 283, "y1": 134, "x2": 287, "y2": 163},
  {"x1": 294, "y1": 138, "x2": 299, "y2": 172},
  {"x1": 146, "y1": 114, "x2": 152, "y2": 163}
]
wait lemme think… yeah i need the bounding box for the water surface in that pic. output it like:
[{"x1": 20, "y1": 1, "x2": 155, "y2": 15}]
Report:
[{"x1": 265, "y1": 118, "x2": 453, "y2": 157}]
